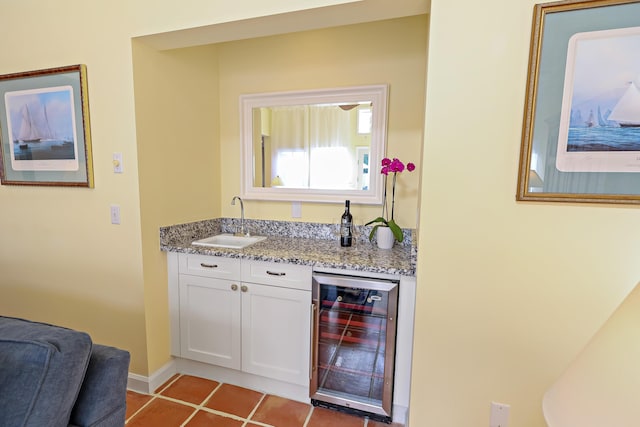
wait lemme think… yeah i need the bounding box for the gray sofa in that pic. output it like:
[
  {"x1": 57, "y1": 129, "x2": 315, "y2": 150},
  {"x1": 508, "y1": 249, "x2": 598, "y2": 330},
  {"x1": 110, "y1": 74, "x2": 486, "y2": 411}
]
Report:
[{"x1": 0, "y1": 316, "x2": 130, "y2": 427}]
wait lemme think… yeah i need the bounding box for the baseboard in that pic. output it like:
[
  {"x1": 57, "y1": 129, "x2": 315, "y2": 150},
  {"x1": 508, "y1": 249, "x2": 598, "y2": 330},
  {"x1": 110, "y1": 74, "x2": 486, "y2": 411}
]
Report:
[
  {"x1": 174, "y1": 357, "x2": 309, "y2": 404},
  {"x1": 393, "y1": 404, "x2": 409, "y2": 426},
  {"x1": 127, "y1": 359, "x2": 177, "y2": 394}
]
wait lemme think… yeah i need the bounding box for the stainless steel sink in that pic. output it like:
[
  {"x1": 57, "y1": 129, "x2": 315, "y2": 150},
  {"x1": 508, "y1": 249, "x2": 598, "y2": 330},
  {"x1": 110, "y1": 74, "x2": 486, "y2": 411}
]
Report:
[{"x1": 192, "y1": 233, "x2": 267, "y2": 249}]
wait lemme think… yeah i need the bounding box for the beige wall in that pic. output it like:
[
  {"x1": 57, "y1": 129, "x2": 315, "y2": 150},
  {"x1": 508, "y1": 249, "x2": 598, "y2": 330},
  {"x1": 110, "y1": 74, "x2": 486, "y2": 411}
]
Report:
[
  {"x1": 214, "y1": 17, "x2": 426, "y2": 226},
  {"x1": 411, "y1": 0, "x2": 640, "y2": 426},
  {"x1": 0, "y1": 1, "x2": 149, "y2": 374},
  {"x1": 542, "y1": 282, "x2": 640, "y2": 426},
  {"x1": 1, "y1": 1, "x2": 639, "y2": 426},
  {"x1": 132, "y1": 42, "x2": 222, "y2": 373}
]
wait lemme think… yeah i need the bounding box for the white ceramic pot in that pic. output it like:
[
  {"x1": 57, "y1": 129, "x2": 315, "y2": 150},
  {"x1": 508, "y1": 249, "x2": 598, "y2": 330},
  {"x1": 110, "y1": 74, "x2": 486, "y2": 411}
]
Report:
[{"x1": 376, "y1": 226, "x2": 395, "y2": 249}]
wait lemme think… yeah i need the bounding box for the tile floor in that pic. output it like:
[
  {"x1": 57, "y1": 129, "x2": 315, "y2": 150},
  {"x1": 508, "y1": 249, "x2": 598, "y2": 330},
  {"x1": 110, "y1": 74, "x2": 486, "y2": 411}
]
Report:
[{"x1": 126, "y1": 374, "x2": 403, "y2": 427}]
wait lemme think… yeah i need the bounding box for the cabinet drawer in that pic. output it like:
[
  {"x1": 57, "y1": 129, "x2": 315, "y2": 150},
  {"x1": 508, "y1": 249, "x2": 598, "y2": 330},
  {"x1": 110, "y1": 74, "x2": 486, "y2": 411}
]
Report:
[
  {"x1": 178, "y1": 253, "x2": 241, "y2": 280},
  {"x1": 241, "y1": 260, "x2": 312, "y2": 291}
]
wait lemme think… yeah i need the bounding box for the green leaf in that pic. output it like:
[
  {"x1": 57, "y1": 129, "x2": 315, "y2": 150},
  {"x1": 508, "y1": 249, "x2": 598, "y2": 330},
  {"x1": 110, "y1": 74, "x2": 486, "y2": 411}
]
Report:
[
  {"x1": 366, "y1": 218, "x2": 404, "y2": 243},
  {"x1": 365, "y1": 217, "x2": 388, "y2": 226},
  {"x1": 365, "y1": 217, "x2": 390, "y2": 242},
  {"x1": 368, "y1": 224, "x2": 381, "y2": 242},
  {"x1": 387, "y1": 219, "x2": 404, "y2": 243}
]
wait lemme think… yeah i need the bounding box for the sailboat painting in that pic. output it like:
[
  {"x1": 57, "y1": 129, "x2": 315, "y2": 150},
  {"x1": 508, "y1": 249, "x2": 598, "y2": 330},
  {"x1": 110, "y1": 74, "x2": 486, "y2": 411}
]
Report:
[
  {"x1": 4, "y1": 85, "x2": 78, "y2": 172},
  {"x1": 556, "y1": 26, "x2": 640, "y2": 172}
]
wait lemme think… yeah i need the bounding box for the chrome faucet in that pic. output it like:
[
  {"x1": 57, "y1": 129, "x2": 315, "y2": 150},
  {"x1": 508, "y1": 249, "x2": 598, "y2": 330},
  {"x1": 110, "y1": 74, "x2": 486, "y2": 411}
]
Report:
[{"x1": 231, "y1": 196, "x2": 248, "y2": 236}]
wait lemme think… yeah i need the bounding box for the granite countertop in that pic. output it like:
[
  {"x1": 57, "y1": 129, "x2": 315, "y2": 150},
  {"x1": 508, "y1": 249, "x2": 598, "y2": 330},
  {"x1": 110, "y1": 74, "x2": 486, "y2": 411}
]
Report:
[{"x1": 160, "y1": 218, "x2": 417, "y2": 276}]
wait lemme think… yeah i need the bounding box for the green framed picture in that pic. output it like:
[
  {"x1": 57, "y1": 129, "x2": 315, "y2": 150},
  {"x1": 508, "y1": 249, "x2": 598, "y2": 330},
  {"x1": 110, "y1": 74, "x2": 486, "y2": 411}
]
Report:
[{"x1": 0, "y1": 64, "x2": 94, "y2": 187}]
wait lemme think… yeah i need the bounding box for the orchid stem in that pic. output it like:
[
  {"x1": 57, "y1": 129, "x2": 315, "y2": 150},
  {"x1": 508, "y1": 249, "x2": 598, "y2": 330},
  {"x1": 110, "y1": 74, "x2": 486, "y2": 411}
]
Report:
[
  {"x1": 382, "y1": 174, "x2": 388, "y2": 220},
  {"x1": 391, "y1": 173, "x2": 397, "y2": 221}
]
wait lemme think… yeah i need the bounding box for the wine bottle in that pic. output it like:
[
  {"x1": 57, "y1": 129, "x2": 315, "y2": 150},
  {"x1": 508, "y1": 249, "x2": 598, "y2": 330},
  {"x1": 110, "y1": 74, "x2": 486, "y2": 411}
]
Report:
[{"x1": 340, "y1": 200, "x2": 353, "y2": 247}]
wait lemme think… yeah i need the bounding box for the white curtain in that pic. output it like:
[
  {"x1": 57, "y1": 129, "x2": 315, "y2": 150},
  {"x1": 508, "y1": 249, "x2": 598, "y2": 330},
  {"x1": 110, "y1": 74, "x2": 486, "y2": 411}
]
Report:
[
  {"x1": 270, "y1": 105, "x2": 355, "y2": 189},
  {"x1": 271, "y1": 106, "x2": 309, "y2": 188},
  {"x1": 308, "y1": 105, "x2": 350, "y2": 148}
]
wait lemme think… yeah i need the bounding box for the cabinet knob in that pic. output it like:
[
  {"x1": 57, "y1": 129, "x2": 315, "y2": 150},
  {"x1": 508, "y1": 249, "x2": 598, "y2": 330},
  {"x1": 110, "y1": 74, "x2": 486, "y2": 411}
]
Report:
[
  {"x1": 231, "y1": 284, "x2": 238, "y2": 291},
  {"x1": 241, "y1": 285, "x2": 248, "y2": 292}
]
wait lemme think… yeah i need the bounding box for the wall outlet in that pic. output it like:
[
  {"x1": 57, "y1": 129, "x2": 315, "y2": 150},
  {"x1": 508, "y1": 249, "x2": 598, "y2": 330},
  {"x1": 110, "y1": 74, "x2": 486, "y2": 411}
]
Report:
[
  {"x1": 291, "y1": 201, "x2": 302, "y2": 218},
  {"x1": 490, "y1": 402, "x2": 510, "y2": 427}
]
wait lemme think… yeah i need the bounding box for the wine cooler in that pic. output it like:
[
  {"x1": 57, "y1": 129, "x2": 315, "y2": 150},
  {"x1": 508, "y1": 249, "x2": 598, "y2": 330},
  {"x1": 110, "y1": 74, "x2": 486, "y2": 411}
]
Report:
[{"x1": 310, "y1": 272, "x2": 399, "y2": 423}]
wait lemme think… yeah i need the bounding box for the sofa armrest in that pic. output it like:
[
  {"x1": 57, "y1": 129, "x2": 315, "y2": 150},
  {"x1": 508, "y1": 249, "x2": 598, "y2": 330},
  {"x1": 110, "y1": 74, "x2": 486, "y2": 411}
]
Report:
[{"x1": 69, "y1": 344, "x2": 130, "y2": 427}]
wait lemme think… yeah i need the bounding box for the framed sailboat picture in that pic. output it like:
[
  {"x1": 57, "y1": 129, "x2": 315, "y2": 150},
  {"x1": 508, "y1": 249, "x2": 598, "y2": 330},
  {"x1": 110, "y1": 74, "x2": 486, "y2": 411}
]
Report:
[
  {"x1": 0, "y1": 65, "x2": 94, "y2": 187},
  {"x1": 517, "y1": 0, "x2": 640, "y2": 204}
]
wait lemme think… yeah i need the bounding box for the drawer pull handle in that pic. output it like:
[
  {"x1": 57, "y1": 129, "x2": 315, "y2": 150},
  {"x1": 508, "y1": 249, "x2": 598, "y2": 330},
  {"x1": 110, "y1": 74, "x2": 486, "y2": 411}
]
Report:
[
  {"x1": 231, "y1": 284, "x2": 238, "y2": 291},
  {"x1": 200, "y1": 263, "x2": 218, "y2": 269},
  {"x1": 266, "y1": 270, "x2": 286, "y2": 276},
  {"x1": 241, "y1": 285, "x2": 248, "y2": 292}
]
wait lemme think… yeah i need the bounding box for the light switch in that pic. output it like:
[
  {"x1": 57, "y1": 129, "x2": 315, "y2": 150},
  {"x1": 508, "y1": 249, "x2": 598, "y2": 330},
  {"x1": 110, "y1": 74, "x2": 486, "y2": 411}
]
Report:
[{"x1": 113, "y1": 152, "x2": 123, "y2": 173}]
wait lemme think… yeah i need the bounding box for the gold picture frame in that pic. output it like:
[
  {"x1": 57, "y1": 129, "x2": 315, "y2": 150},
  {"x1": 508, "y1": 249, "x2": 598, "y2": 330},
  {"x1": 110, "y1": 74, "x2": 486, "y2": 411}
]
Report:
[
  {"x1": 0, "y1": 64, "x2": 94, "y2": 187},
  {"x1": 517, "y1": 0, "x2": 640, "y2": 204}
]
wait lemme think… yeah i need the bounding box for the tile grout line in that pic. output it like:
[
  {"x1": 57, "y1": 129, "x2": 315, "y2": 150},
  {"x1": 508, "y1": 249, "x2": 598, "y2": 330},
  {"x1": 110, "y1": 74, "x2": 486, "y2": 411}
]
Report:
[
  {"x1": 302, "y1": 404, "x2": 315, "y2": 427},
  {"x1": 126, "y1": 374, "x2": 192, "y2": 425},
  {"x1": 125, "y1": 374, "x2": 184, "y2": 424},
  {"x1": 152, "y1": 395, "x2": 200, "y2": 409},
  {"x1": 155, "y1": 373, "x2": 182, "y2": 395},
  {"x1": 127, "y1": 376, "x2": 264, "y2": 427},
  {"x1": 197, "y1": 405, "x2": 262, "y2": 424},
  {"x1": 178, "y1": 382, "x2": 223, "y2": 427},
  {"x1": 242, "y1": 392, "x2": 269, "y2": 427},
  {"x1": 163, "y1": 375, "x2": 216, "y2": 425},
  {"x1": 177, "y1": 400, "x2": 202, "y2": 427},
  {"x1": 125, "y1": 394, "x2": 158, "y2": 424},
  {"x1": 180, "y1": 382, "x2": 266, "y2": 426}
]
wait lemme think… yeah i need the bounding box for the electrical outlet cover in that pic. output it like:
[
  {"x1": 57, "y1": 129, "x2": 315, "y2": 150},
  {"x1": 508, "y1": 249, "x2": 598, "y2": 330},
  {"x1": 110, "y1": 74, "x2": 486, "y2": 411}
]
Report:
[{"x1": 490, "y1": 402, "x2": 510, "y2": 427}]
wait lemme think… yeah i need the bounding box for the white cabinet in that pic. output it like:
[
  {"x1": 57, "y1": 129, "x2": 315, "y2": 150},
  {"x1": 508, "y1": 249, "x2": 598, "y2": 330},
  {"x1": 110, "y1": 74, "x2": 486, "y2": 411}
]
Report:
[
  {"x1": 179, "y1": 274, "x2": 241, "y2": 368},
  {"x1": 241, "y1": 261, "x2": 312, "y2": 386},
  {"x1": 177, "y1": 254, "x2": 242, "y2": 368},
  {"x1": 174, "y1": 253, "x2": 312, "y2": 386}
]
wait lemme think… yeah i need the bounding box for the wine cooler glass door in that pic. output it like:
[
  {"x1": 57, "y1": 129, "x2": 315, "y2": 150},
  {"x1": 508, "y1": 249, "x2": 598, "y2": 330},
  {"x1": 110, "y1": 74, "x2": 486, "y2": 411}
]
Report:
[{"x1": 310, "y1": 273, "x2": 399, "y2": 420}]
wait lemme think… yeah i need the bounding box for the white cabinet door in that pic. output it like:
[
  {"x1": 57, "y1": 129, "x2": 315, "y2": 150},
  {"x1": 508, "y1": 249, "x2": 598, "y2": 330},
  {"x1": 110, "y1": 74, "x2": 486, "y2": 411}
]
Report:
[
  {"x1": 241, "y1": 282, "x2": 311, "y2": 386},
  {"x1": 179, "y1": 274, "x2": 241, "y2": 369}
]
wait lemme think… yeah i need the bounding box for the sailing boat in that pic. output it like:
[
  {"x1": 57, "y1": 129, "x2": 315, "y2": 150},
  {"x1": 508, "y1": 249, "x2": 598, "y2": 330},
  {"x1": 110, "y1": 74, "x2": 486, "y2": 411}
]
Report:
[
  {"x1": 16, "y1": 103, "x2": 52, "y2": 143},
  {"x1": 609, "y1": 79, "x2": 640, "y2": 127}
]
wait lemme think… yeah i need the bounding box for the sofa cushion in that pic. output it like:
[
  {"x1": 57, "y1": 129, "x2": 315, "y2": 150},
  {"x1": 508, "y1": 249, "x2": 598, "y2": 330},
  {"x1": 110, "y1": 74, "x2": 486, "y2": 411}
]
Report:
[
  {"x1": 69, "y1": 344, "x2": 130, "y2": 427},
  {"x1": 0, "y1": 339, "x2": 53, "y2": 426},
  {"x1": 0, "y1": 316, "x2": 92, "y2": 427}
]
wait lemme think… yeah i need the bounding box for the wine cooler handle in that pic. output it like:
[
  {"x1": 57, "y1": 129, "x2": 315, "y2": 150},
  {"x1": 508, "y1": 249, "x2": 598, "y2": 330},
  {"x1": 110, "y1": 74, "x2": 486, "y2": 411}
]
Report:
[{"x1": 310, "y1": 302, "x2": 317, "y2": 381}]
